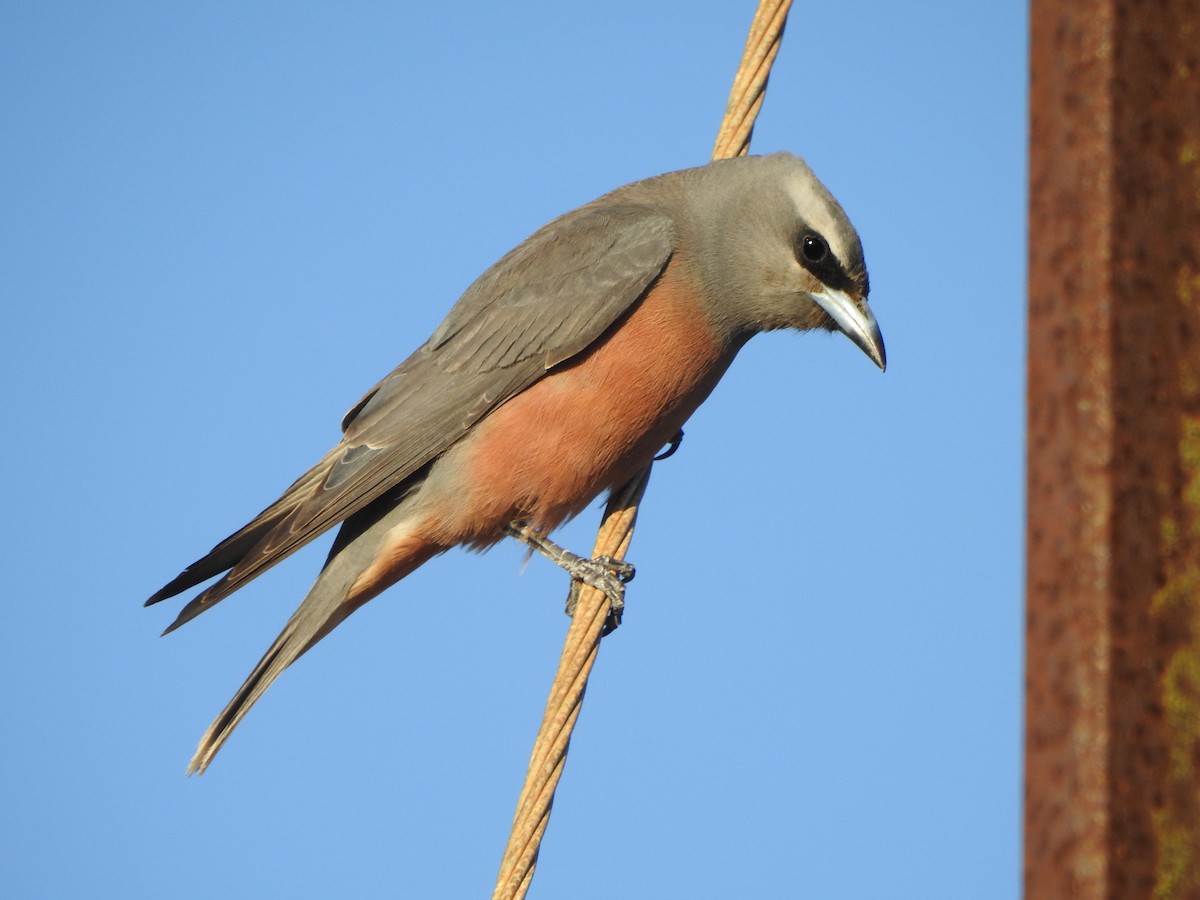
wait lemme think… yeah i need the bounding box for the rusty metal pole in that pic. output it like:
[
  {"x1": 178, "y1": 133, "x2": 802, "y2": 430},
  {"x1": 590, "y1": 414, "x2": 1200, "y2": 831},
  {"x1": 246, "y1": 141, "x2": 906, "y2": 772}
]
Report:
[{"x1": 1026, "y1": 1, "x2": 1200, "y2": 897}]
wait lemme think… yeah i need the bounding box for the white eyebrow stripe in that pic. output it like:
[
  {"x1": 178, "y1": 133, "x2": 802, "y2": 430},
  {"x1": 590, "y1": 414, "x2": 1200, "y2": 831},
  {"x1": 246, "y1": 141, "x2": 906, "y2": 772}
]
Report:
[{"x1": 783, "y1": 173, "x2": 856, "y2": 267}]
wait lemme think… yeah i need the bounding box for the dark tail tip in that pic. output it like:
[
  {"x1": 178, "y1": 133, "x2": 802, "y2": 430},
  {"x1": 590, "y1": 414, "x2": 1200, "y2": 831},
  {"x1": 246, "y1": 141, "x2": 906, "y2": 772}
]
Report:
[
  {"x1": 145, "y1": 588, "x2": 171, "y2": 608},
  {"x1": 145, "y1": 568, "x2": 198, "y2": 607}
]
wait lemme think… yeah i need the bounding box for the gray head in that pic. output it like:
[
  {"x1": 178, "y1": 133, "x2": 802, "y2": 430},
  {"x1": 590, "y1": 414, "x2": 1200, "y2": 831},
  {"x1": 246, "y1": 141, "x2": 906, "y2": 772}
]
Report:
[{"x1": 652, "y1": 152, "x2": 885, "y2": 370}]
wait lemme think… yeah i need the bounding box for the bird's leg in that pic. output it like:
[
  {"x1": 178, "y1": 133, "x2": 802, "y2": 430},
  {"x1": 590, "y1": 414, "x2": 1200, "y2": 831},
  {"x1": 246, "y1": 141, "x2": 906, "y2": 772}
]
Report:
[{"x1": 503, "y1": 522, "x2": 634, "y2": 633}]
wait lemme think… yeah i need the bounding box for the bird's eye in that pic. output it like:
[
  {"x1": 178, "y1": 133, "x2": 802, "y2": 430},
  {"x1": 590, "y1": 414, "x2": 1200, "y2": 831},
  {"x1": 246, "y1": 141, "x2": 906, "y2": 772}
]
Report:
[{"x1": 800, "y1": 234, "x2": 828, "y2": 263}]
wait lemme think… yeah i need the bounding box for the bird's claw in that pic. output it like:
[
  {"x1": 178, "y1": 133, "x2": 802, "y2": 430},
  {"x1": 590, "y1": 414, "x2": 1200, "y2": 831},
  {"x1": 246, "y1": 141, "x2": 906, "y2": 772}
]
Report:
[
  {"x1": 563, "y1": 555, "x2": 634, "y2": 635},
  {"x1": 594, "y1": 554, "x2": 635, "y2": 584},
  {"x1": 653, "y1": 429, "x2": 684, "y2": 461}
]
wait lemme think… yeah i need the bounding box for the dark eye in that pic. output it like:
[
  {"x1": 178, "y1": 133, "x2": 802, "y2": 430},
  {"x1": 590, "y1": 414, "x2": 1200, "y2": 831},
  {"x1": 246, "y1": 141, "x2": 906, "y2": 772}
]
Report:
[{"x1": 800, "y1": 234, "x2": 828, "y2": 263}]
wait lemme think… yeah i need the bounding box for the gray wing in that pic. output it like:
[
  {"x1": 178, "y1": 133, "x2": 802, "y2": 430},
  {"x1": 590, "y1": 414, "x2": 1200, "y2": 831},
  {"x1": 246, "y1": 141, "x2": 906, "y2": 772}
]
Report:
[{"x1": 147, "y1": 202, "x2": 676, "y2": 630}]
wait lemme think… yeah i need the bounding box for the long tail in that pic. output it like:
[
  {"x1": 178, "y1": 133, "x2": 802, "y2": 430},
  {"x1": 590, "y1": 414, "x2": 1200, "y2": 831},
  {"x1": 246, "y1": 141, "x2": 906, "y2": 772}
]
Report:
[{"x1": 186, "y1": 498, "x2": 441, "y2": 775}]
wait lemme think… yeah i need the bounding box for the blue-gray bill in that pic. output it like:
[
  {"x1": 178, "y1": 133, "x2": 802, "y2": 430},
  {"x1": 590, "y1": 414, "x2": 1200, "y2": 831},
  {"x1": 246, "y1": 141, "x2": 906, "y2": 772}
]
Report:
[{"x1": 812, "y1": 286, "x2": 886, "y2": 371}]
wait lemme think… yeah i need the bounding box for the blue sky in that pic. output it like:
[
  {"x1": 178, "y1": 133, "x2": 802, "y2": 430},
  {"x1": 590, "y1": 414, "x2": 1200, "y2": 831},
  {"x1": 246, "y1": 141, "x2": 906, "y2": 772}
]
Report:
[{"x1": 2, "y1": 3, "x2": 1025, "y2": 897}]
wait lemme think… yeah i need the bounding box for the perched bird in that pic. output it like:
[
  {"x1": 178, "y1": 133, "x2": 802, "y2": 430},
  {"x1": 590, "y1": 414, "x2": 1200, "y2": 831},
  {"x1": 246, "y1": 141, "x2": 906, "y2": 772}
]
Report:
[{"x1": 148, "y1": 152, "x2": 885, "y2": 774}]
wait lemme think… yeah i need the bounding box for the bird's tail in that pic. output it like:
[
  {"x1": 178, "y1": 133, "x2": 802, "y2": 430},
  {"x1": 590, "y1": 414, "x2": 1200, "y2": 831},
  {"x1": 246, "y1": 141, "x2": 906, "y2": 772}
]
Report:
[{"x1": 187, "y1": 499, "x2": 441, "y2": 775}]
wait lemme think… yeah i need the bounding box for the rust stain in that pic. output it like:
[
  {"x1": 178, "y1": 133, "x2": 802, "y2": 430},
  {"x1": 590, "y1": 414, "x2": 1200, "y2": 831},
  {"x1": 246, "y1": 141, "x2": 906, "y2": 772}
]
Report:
[{"x1": 1027, "y1": 0, "x2": 1200, "y2": 897}]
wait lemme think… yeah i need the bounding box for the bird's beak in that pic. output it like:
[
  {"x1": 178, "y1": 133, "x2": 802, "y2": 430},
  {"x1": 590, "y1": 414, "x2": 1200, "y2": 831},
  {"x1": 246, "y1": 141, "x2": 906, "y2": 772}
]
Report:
[{"x1": 811, "y1": 287, "x2": 886, "y2": 371}]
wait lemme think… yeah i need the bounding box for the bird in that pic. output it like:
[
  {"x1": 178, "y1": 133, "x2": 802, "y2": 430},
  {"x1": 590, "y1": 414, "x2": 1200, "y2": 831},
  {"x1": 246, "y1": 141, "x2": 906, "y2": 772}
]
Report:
[{"x1": 147, "y1": 151, "x2": 885, "y2": 774}]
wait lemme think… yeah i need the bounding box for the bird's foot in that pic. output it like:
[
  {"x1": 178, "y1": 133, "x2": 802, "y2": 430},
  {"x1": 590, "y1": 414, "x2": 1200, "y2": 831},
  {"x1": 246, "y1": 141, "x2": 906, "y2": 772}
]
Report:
[
  {"x1": 563, "y1": 555, "x2": 634, "y2": 635},
  {"x1": 653, "y1": 428, "x2": 684, "y2": 461},
  {"x1": 504, "y1": 523, "x2": 634, "y2": 634}
]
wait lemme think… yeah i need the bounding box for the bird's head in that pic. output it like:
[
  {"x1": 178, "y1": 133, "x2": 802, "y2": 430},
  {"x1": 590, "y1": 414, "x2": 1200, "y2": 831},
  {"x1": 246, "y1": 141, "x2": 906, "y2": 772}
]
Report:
[{"x1": 687, "y1": 152, "x2": 885, "y2": 371}]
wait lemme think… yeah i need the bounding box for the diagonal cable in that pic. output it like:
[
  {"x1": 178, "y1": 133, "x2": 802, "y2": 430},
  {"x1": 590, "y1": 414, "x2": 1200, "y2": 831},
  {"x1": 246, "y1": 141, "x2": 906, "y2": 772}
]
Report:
[{"x1": 493, "y1": 4, "x2": 793, "y2": 897}]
